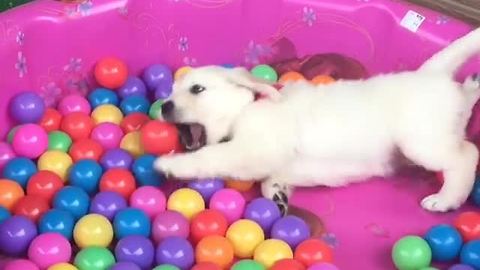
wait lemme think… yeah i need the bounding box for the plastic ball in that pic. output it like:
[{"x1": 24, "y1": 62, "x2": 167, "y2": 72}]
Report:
[
  {"x1": 100, "y1": 148, "x2": 133, "y2": 170},
  {"x1": 39, "y1": 209, "x2": 75, "y2": 239},
  {"x1": 140, "y1": 121, "x2": 179, "y2": 155},
  {"x1": 149, "y1": 99, "x2": 163, "y2": 119},
  {"x1": 195, "y1": 235, "x2": 234, "y2": 269},
  {"x1": 88, "y1": 88, "x2": 119, "y2": 108},
  {"x1": 244, "y1": 198, "x2": 282, "y2": 232},
  {"x1": 120, "y1": 95, "x2": 150, "y2": 115},
  {"x1": 0, "y1": 142, "x2": 16, "y2": 171},
  {"x1": 460, "y1": 240, "x2": 480, "y2": 269},
  {"x1": 94, "y1": 57, "x2": 128, "y2": 89},
  {"x1": 174, "y1": 66, "x2": 192, "y2": 81},
  {"x1": 91, "y1": 123, "x2": 124, "y2": 150},
  {"x1": 12, "y1": 124, "x2": 48, "y2": 159},
  {"x1": 152, "y1": 210, "x2": 190, "y2": 244},
  {"x1": 0, "y1": 206, "x2": 11, "y2": 224},
  {"x1": 471, "y1": 179, "x2": 480, "y2": 206},
  {"x1": 0, "y1": 216, "x2": 37, "y2": 256},
  {"x1": 129, "y1": 186, "x2": 166, "y2": 218},
  {"x1": 271, "y1": 215, "x2": 311, "y2": 248},
  {"x1": 60, "y1": 112, "x2": 94, "y2": 141},
  {"x1": 191, "y1": 262, "x2": 221, "y2": 270},
  {"x1": 4, "y1": 259, "x2": 39, "y2": 270},
  {"x1": 209, "y1": 188, "x2": 245, "y2": 224},
  {"x1": 99, "y1": 168, "x2": 136, "y2": 199},
  {"x1": 187, "y1": 178, "x2": 225, "y2": 202},
  {"x1": 48, "y1": 131, "x2": 73, "y2": 152},
  {"x1": 307, "y1": 263, "x2": 339, "y2": 270},
  {"x1": 311, "y1": 75, "x2": 335, "y2": 85},
  {"x1": 114, "y1": 207, "x2": 151, "y2": 239},
  {"x1": 3, "y1": 157, "x2": 37, "y2": 187},
  {"x1": 69, "y1": 160, "x2": 103, "y2": 195},
  {"x1": 9, "y1": 91, "x2": 45, "y2": 124},
  {"x1": 294, "y1": 239, "x2": 333, "y2": 266},
  {"x1": 48, "y1": 263, "x2": 79, "y2": 270},
  {"x1": 40, "y1": 108, "x2": 63, "y2": 132},
  {"x1": 143, "y1": 64, "x2": 173, "y2": 91},
  {"x1": 449, "y1": 264, "x2": 475, "y2": 270},
  {"x1": 118, "y1": 76, "x2": 147, "y2": 98},
  {"x1": 74, "y1": 246, "x2": 116, "y2": 270},
  {"x1": 153, "y1": 265, "x2": 181, "y2": 270},
  {"x1": 13, "y1": 195, "x2": 50, "y2": 222},
  {"x1": 28, "y1": 233, "x2": 72, "y2": 269},
  {"x1": 69, "y1": 139, "x2": 104, "y2": 162},
  {"x1": 0, "y1": 179, "x2": 24, "y2": 210},
  {"x1": 110, "y1": 262, "x2": 141, "y2": 270},
  {"x1": 115, "y1": 235, "x2": 155, "y2": 269},
  {"x1": 7, "y1": 125, "x2": 20, "y2": 143},
  {"x1": 53, "y1": 186, "x2": 90, "y2": 220},
  {"x1": 226, "y1": 219, "x2": 265, "y2": 258},
  {"x1": 38, "y1": 151, "x2": 73, "y2": 181},
  {"x1": 254, "y1": 239, "x2": 293, "y2": 269},
  {"x1": 156, "y1": 236, "x2": 194, "y2": 270},
  {"x1": 132, "y1": 154, "x2": 165, "y2": 187},
  {"x1": 74, "y1": 214, "x2": 113, "y2": 248},
  {"x1": 90, "y1": 191, "x2": 127, "y2": 220},
  {"x1": 154, "y1": 80, "x2": 173, "y2": 100},
  {"x1": 271, "y1": 259, "x2": 305, "y2": 270},
  {"x1": 225, "y1": 179, "x2": 254, "y2": 192},
  {"x1": 454, "y1": 211, "x2": 480, "y2": 241},
  {"x1": 91, "y1": 104, "x2": 123, "y2": 125},
  {"x1": 279, "y1": 72, "x2": 305, "y2": 84},
  {"x1": 424, "y1": 224, "x2": 463, "y2": 262},
  {"x1": 251, "y1": 64, "x2": 278, "y2": 82},
  {"x1": 58, "y1": 95, "x2": 91, "y2": 115},
  {"x1": 231, "y1": 260, "x2": 266, "y2": 270},
  {"x1": 392, "y1": 235, "x2": 432, "y2": 270},
  {"x1": 167, "y1": 188, "x2": 205, "y2": 220},
  {"x1": 190, "y1": 209, "x2": 228, "y2": 243},
  {"x1": 120, "y1": 113, "x2": 150, "y2": 133},
  {"x1": 120, "y1": 131, "x2": 144, "y2": 157}
]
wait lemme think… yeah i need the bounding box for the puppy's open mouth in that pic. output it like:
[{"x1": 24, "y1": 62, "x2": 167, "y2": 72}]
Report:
[{"x1": 176, "y1": 123, "x2": 207, "y2": 151}]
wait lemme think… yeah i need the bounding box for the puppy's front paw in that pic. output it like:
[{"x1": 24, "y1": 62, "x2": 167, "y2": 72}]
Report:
[
  {"x1": 421, "y1": 193, "x2": 461, "y2": 212},
  {"x1": 154, "y1": 156, "x2": 176, "y2": 178},
  {"x1": 154, "y1": 155, "x2": 198, "y2": 179}
]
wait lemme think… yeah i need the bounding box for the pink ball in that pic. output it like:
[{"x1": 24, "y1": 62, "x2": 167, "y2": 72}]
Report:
[
  {"x1": 57, "y1": 94, "x2": 91, "y2": 115},
  {"x1": 28, "y1": 233, "x2": 71, "y2": 269},
  {"x1": 308, "y1": 263, "x2": 339, "y2": 270},
  {"x1": 91, "y1": 123, "x2": 124, "y2": 150},
  {"x1": 209, "y1": 188, "x2": 246, "y2": 223},
  {"x1": 130, "y1": 186, "x2": 166, "y2": 218},
  {"x1": 0, "y1": 142, "x2": 16, "y2": 171},
  {"x1": 12, "y1": 124, "x2": 48, "y2": 158},
  {"x1": 4, "y1": 259, "x2": 39, "y2": 270},
  {"x1": 152, "y1": 210, "x2": 190, "y2": 243}
]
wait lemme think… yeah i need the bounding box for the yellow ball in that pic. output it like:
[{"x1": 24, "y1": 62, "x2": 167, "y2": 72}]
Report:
[
  {"x1": 91, "y1": 104, "x2": 123, "y2": 125},
  {"x1": 37, "y1": 150, "x2": 73, "y2": 181},
  {"x1": 226, "y1": 219, "x2": 265, "y2": 258},
  {"x1": 174, "y1": 66, "x2": 192, "y2": 80},
  {"x1": 73, "y1": 214, "x2": 113, "y2": 248},
  {"x1": 253, "y1": 239, "x2": 293, "y2": 269},
  {"x1": 47, "y1": 263, "x2": 78, "y2": 270},
  {"x1": 167, "y1": 188, "x2": 205, "y2": 220},
  {"x1": 120, "y1": 131, "x2": 144, "y2": 157}
]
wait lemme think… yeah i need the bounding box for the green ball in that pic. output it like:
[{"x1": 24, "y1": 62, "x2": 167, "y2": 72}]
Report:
[
  {"x1": 392, "y1": 236, "x2": 432, "y2": 270},
  {"x1": 420, "y1": 268, "x2": 439, "y2": 270},
  {"x1": 149, "y1": 99, "x2": 164, "y2": 119},
  {"x1": 48, "y1": 131, "x2": 72, "y2": 152},
  {"x1": 231, "y1": 260, "x2": 266, "y2": 270},
  {"x1": 251, "y1": 64, "x2": 278, "y2": 82},
  {"x1": 74, "y1": 247, "x2": 116, "y2": 270},
  {"x1": 152, "y1": 265, "x2": 181, "y2": 270},
  {"x1": 7, "y1": 125, "x2": 20, "y2": 143}
]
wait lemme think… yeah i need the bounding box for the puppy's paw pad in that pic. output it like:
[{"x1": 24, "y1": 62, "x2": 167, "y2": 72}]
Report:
[{"x1": 421, "y1": 194, "x2": 458, "y2": 212}]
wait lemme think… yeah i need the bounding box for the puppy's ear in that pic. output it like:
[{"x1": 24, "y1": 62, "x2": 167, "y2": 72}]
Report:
[{"x1": 227, "y1": 67, "x2": 281, "y2": 101}]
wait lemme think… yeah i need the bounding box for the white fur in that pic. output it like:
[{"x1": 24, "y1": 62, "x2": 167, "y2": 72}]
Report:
[{"x1": 155, "y1": 28, "x2": 480, "y2": 212}]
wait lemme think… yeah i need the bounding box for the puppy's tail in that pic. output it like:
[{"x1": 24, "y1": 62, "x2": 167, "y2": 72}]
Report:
[{"x1": 419, "y1": 28, "x2": 480, "y2": 75}]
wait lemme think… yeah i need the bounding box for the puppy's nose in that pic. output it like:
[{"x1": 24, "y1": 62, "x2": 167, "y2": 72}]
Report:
[{"x1": 162, "y1": 101, "x2": 175, "y2": 118}]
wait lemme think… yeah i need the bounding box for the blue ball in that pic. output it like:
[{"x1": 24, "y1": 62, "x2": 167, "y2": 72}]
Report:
[
  {"x1": 471, "y1": 179, "x2": 480, "y2": 206},
  {"x1": 113, "y1": 207, "x2": 151, "y2": 239},
  {"x1": 2, "y1": 157, "x2": 37, "y2": 187},
  {"x1": 69, "y1": 159, "x2": 103, "y2": 195},
  {"x1": 461, "y1": 240, "x2": 480, "y2": 269},
  {"x1": 39, "y1": 209, "x2": 75, "y2": 239},
  {"x1": 88, "y1": 88, "x2": 119, "y2": 108},
  {"x1": 424, "y1": 224, "x2": 463, "y2": 262},
  {"x1": 120, "y1": 95, "x2": 150, "y2": 115},
  {"x1": 132, "y1": 154, "x2": 165, "y2": 187},
  {"x1": 53, "y1": 186, "x2": 90, "y2": 220},
  {"x1": 0, "y1": 206, "x2": 10, "y2": 224}
]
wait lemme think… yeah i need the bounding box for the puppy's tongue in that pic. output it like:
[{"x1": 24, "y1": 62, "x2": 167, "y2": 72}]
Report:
[{"x1": 176, "y1": 123, "x2": 207, "y2": 151}]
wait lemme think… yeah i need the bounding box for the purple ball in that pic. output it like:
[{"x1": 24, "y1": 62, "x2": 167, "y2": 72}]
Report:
[
  {"x1": 271, "y1": 215, "x2": 311, "y2": 248},
  {"x1": 110, "y1": 262, "x2": 142, "y2": 270},
  {"x1": 115, "y1": 235, "x2": 155, "y2": 269},
  {"x1": 90, "y1": 191, "x2": 127, "y2": 220},
  {"x1": 155, "y1": 236, "x2": 194, "y2": 270},
  {"x1": 449, "y1": 265, "x2": 475, "y2": 270},
  {"x1": 100, "y1": 148, "x2": 133, "y2": 170},
  {"x1": 142, "y1": 64, "x2": 173, "y2": 91},
  {"x1": 152, "y1": 211, "x2": 190, "y2": 244},
  {"x1": 187, "y1": 178, "x2": 224, "y2": 202},
  {"x1": 244, "y1": 198, "x2": 281, "y2": 233},
  {"x1": 154, "y1": 80, "x2": 173, "y2": 100},
  {"x1": 9, "y1": 92, "x2": 45, "y2": 124},
  {"x1": 118, "y1": 76, "x2": 147, "y2": 99},
  {"x1": 0, "y1": 216, "x2": 37, "y2": 256},
  {"x1": 308, "y1": 263, "x2": 339, "y2": 270}
]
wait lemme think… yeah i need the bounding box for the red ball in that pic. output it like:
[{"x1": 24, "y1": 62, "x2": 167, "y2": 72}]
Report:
[
  {"x1": 271, "y1": 259, "x2": 306, "y2": 270},
  {"x1": 94, "y1": 57, "x2": 128, "y2": 89},
  {"x1": 69, "y1": 138, "x2": 104, "y2": 162},
  {"x1": 294, "y1": 239, "x2": 333, "y2": 267},
  {"x1": 120, "y1": 113, "x2": 150, "y2": 133},
  {"x1": 13, "y1": 195, "x2": 49, "y2": 222},
  {"x1": 453, "y1": 211, "x2": 480, "y2": 241},
  {"x1": 191, "y1": 262, "x2": 222, "y2": 270},
  {"x1": 60, "y1": 112, "x2": 94, "y2": 141},
  {"x1": 39, "y1": 108, "x2": 62, "y2": 132},
  {"x1": 26, "y1": 171, "x2": 64, "y2": 204},
  {"x1": 190, "y1": 209, "x2": 228, "y2": 244},
  {"x1": 99, "y1": 168, "x2": 136, "y2": 199},
  {"x1": 140, "y1": 120, "x2": 179, "y2": 155}
]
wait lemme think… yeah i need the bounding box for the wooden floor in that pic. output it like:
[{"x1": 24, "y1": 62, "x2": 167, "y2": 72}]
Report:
[{"x1": 407, "y1": 0, "x2": 480, "y2": 25}]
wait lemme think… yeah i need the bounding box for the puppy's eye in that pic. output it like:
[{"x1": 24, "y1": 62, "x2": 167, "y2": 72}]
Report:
[{"x1": 190, "y1": 84, "x2": 206, "y2": 95}]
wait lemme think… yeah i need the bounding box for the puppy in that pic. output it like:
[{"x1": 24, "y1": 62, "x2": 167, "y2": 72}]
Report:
[{"x1": 155, "y1": 28, "x2": 480, "y2": 214}]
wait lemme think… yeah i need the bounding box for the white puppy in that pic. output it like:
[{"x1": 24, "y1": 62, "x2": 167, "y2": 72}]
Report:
[{"x1": 155, "y1": 28, "x2": 480, "y2": 213}]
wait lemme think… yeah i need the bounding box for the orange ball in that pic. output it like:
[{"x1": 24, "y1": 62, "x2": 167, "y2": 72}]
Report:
[
  {"x1": 99, "y1": 169, "x2": 136, "y2": 199},
  {"x1": 311, "y1": 75, "x2": 335, "y2": 85},
  {"x1": 0, "y1": 179, "x2": 24, "y2": 210},
  {"x1": 60, "y1": 112, "x2": 94, "y2": 141},
  {"x1": 40, "y1": 108, "x2": 63, "y2": 132},
  {"x1": 140, "y1": 120, "x2": 179, "y2": 155},
  {"x1": 69, "y1": 139, "x2": 104, "y2": 162},
  {"x1": 279, "y1": 72, "x2": 305, "y2": 84},
  {"x1": 294, "y1": 239, "x2": 333, "y2": 266},
  {"x1": 196, "y1": 235, "x2": 234, "y2": 269},
  {"x1": 453, "y1": 211, "x2": 480, "y2": 241},
  {"x1": 191, "y1": 262, "x2": 222, "y2": 270},
  {"x1": 225, "y1": 179, "x2": 255, "y2": 192},
  {"x1": 94, "y1": 57, "x2": 128, "y2": 89}
]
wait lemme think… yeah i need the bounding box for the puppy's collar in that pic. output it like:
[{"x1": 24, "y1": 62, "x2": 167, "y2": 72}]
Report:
[{"x1": 254, "y1": 83, "x2": 283, "y2": 101}]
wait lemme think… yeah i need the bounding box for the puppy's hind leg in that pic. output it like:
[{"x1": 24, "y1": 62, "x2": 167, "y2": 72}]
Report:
[{"x1": 261, "y1": 180, "x2": 293, "y2": 216}]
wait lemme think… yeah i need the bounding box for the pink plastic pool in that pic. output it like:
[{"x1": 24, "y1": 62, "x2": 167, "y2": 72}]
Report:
[{"x1": 1, "y1": 0, "x2": 480, "y2": 269}]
